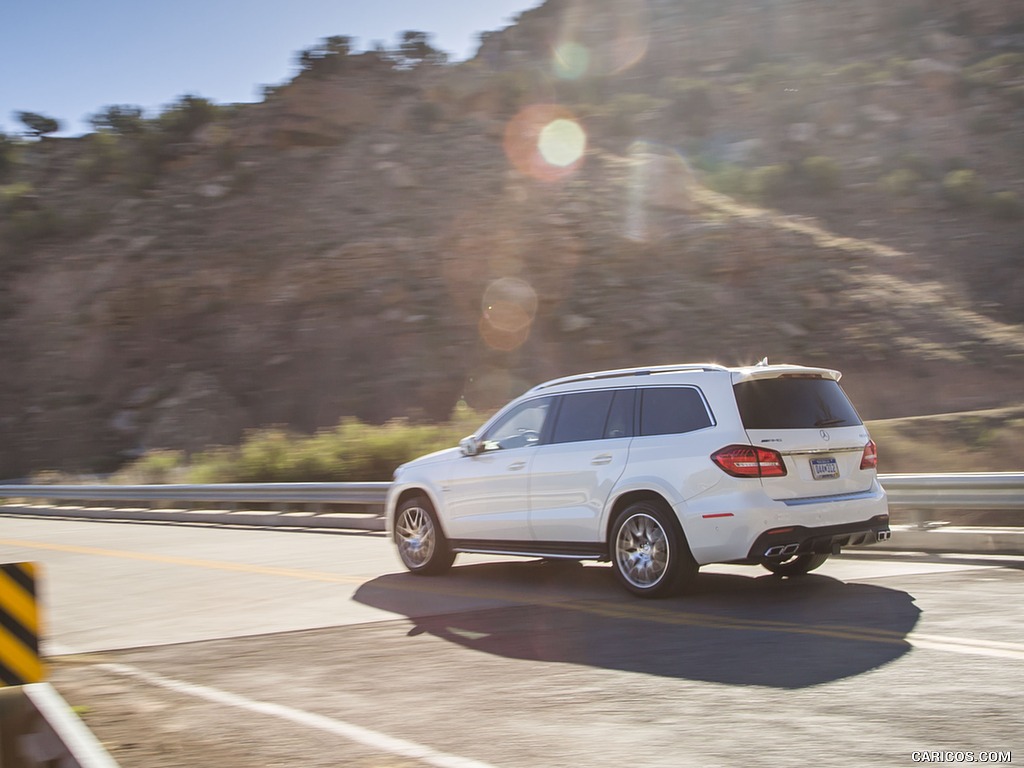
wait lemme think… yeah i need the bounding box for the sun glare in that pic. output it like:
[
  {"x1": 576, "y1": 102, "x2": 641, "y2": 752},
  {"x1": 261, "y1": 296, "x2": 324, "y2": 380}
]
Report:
[
  {"x1": 504, "y1": 105, "x2": 588, "y2": 182},
  {"x1": 538, "y1": 119, "x2": 587, "y2": 168}
]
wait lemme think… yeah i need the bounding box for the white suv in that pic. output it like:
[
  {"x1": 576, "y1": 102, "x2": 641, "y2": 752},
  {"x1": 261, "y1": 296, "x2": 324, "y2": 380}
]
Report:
[{"x1": 386, "y1": 363, "x2": 890, "y2": 597}]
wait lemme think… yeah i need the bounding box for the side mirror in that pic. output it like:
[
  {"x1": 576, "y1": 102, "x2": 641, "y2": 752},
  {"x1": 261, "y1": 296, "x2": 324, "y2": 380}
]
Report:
[{"x1": 459, "y1": 435, "x2": 481, "y2": 457}]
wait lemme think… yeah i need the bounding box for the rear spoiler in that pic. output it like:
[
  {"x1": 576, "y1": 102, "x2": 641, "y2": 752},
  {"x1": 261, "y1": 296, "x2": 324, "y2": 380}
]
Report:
[{"x1": 730, "y1": 365, "x2": 842, "y2": 384}]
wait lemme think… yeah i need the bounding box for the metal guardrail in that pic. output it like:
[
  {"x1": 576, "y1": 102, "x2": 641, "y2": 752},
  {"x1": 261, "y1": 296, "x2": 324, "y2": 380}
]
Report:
[
  {"x1": 878, "y1": 473, "x2": 1024, "y2": 509},
  {"x1": 0, "y1": 482, "x2": 392, "y2": 531},
  {"x1": 0, "y1": 474, "x2": 1022, "y2": 544},
  {"x1": 0, "y1": 483, "x2": 391, "y2": 506}
]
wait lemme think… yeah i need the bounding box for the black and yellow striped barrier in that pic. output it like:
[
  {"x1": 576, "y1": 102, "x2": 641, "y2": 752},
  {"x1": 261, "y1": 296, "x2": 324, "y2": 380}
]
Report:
[{"x1": 0, "y1": 562, "x2": 43, "y2": 687}]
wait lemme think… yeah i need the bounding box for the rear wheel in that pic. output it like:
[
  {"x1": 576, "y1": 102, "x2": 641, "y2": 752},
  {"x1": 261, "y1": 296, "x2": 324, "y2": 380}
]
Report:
[
  {"x1": 610, "y1": 500, "x2": 698, "y2": 598},
  {"x1": 762, "y1": 553, "x2": 829, "y2": 577},
  {"x1": 394, "y1": 497, "x2": 455, "y2": 575}
]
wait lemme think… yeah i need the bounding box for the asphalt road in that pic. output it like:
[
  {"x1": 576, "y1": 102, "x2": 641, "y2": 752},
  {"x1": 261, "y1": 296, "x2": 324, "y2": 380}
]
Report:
[{"x1": 1, "y1": 515, "x2": 1021, "y2": 767}]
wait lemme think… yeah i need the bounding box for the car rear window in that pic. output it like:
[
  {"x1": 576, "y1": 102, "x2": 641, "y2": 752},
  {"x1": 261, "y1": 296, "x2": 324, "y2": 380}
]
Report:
[{"x1": 734, "y1": 377, "x2": 862, "y2": 430}]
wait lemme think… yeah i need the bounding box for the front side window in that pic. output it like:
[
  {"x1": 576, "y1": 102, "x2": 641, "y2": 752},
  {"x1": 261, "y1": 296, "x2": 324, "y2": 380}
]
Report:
[
  {"x1": 482, "y1": 397, "x2": 552, "y2": 451},
  {"x1": 639, "y1": 387, "x2": 714, "y2": 436}
]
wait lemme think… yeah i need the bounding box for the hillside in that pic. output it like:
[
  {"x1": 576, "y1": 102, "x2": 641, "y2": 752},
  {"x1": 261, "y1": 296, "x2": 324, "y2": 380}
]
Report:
[{"x1": 1, "y1": 0, "x2": 1023, "y2": 476}]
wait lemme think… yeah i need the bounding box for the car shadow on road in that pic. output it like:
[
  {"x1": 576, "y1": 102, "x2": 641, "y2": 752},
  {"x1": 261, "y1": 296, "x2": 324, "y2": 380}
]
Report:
[{"x1": 353, "y1": 561, "x2": 921, "y2": 689}]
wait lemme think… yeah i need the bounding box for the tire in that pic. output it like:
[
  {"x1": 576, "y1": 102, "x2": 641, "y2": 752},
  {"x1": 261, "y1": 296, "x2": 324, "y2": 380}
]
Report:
[
  {"x1": 610, "y1": 500, "x2": 698, "y2": 598},
  {"x1": 394, "y1": 496, "x2": 455, "y2": 576},
  {"x1": 762, "y1": 553, "x2": 829, "y2": 577}
]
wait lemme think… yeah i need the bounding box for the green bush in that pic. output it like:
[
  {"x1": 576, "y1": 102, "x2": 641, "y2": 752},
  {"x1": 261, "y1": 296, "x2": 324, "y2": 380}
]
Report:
[
  {"x1": 747, "y1": 164, "x2": 790, "y2": 203},
  {"x1": 76, "y1": 133, "x2": 125, "y2": 182},
  {"x1": 113, "y1": 450, "x2": 186, "y2": 484},
  {"x1": 704, "y1": 164, "x2": 749, "y2": 197},
  {"x1": 0, "y1": 133, "x2": 17, "y2": 181},
  {"x1": 834, "y1": 61, "x2": 874, "y2": 85},
  {"x1": 800, "y1": 155, "x2": 841, "y2": 193},
  {"x1": 0, "y1": 181, "x2": 35, "y2": 211},
  {"x1": 155, "y1": 94, "x2": 219, "y2": 144},
  {"x1": 965, "y1": 53, "x2": 1024, "y2": 88},
  {"x1": 986, "y1": 191, "x2": 1023, "y2": 221},
  {"x1": 117, "y1": 410, "x2": 486, "y2": 484},
  {"x1": 942, "y1": 169, "x2": 983, "y2": 208},
  {"x1": 880, "y1": 168, "x2": 920, "y2": 198}
]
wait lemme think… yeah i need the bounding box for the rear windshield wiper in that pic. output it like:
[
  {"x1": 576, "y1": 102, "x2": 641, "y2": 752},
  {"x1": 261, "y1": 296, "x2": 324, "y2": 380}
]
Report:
[{"x1": 815, "y1": 418, "x2": 848, "y2": 427}]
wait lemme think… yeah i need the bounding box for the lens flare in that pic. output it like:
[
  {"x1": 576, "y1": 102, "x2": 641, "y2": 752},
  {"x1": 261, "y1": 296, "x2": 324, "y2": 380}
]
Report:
[
  {"x1": 553, "y1": 42, "x2": 590, "y2": 80},
  {"x1": 504, "y1": 104, "x2": 587, "y2": 182},
  {"x1": 479, "y1": 277, "x2": 538, "y2": 352},
  {"x1": 624, "y1": 142, "x2": 699, "y2": 242},
  {"x1": 552, "y1": 0, "x2": 650, "y2": 79},
  {"x1": 538, "y1": 119, "x2": 587, "y2": 168}
]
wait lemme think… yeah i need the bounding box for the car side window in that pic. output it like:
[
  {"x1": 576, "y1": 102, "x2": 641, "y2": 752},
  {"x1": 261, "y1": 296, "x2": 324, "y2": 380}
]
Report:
[
  {"x1": 604, "y1": 388, "x2": 635, "y2": 439},
  {"x1": 639, "y1": 387, "x2": 714, "y2": 436},
  {"x1": 482, "y1": 397, "x2": 552, "y2": 451},
  {"x1": 550, "y1": 390, "x2": 616, "y2": 444}
]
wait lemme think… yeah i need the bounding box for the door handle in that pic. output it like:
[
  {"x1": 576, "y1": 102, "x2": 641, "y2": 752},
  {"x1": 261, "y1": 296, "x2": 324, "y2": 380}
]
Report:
[
  {"x1": 591, "y1": 454, "x2": 613, "y2": 465},
  {"x1": 507, "y1": 461, "x2": 527, "y2": 471}
]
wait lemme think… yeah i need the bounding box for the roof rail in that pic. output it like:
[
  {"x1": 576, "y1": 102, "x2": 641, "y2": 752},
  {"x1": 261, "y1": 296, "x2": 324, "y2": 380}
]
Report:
[{"x1": 529, "y1": 363, "x2": 729, "y2": 392}]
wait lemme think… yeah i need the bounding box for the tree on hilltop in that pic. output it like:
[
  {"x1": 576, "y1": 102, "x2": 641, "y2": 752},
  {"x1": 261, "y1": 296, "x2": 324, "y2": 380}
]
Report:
[
  {"x1": 397, "y1": 31, "x2": 448, "y2": 67},
  {"x1": 16, "y1": 111, "x2": 60, "y2": 139},
  {"x1": 297, "y1": 35, "x2": 353, "y2": 77},
  {"x1": 89, "y1": 105, "x2": 146, "y2": 136}
]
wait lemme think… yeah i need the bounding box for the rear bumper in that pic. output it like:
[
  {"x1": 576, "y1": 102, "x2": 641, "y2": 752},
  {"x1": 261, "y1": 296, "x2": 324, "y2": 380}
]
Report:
[{"x1": 746, "y1": 514, "x2": 891, "y2": 560}]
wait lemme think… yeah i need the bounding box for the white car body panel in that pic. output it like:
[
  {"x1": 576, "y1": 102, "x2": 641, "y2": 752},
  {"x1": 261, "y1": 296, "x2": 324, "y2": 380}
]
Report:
[{"x1": 528, "y1": 437, "x2": 631, "y2": 542}]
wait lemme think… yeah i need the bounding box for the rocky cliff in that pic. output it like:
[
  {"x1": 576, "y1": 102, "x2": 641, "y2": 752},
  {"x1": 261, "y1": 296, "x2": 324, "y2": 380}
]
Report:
[{"x1": 2, "y1": 0, "x2": 1023, "y2": 475}]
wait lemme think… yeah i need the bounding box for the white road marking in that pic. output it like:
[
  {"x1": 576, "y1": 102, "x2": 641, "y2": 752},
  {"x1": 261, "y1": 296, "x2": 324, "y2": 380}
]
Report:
[
  {"x1": 907, "y1": 634, "x2": 1024, "y2": 661},
  {"x1": 97, "y1": 662, "x2": 498, "y2": 768}
]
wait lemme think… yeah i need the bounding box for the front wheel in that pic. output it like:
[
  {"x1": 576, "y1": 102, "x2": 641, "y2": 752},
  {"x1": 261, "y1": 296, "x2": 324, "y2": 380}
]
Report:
[
  {"x1": 610, "y1": 500, "x2": 698, "y2": 598},
  {"x1": 394, "y1": 497, "x2": 455, "y2": 575},
  {"x1": 762, "y1": 553, "x2": 829, "y2": 577}
]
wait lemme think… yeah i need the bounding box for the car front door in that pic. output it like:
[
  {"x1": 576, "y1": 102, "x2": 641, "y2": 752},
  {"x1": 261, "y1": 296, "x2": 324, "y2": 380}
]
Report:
[{"x1": 443, "y1": 396, "x2": 553, "y2": 541}]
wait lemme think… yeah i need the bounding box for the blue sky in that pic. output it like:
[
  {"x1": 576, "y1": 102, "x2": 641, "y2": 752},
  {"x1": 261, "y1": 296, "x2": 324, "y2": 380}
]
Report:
[{"x1": 1, "y1": 0, "x2": 542, "y2": 136}]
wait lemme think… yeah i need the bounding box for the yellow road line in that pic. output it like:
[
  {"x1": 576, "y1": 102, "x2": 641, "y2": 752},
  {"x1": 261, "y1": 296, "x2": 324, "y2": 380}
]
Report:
[
  {"x1": 4, "y1": 537, "x2": 1022, "y2": 660},
  {"x1": 0, "y1": 538, "x2": 364, "y2": 585}
]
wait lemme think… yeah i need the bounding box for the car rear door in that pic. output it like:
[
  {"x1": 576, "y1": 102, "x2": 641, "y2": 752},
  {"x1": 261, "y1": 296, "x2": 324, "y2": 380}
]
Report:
[{"x1": 528, "y1": 388, "x2": 634, "y2": 543}]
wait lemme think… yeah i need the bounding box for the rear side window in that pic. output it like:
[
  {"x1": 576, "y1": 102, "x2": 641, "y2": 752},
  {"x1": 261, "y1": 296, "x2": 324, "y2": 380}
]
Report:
[
  {"x1": 551, "y1": 391, "x2": 615, "y2": 444},
  {"x1": 549, "y1": 389, "x2": 636, "y2": 444},
  {"x1": 639, "y1": 388, "x2": 714, "y2": 436},
  {"x1": 734, "y1": 377, "x2": 862, "y2": 429}
]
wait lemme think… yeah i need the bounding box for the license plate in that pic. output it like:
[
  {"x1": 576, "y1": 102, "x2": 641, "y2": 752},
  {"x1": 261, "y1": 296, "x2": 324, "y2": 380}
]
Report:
[{"x1": 810, "y1": 457, "x2": 840, "y2": 480}]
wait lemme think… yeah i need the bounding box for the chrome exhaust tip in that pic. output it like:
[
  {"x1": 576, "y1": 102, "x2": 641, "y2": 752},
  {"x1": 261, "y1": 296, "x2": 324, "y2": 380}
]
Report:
[
  {"x1": 764, "y1": 543, "x2": 800, "y2": 558},
  {"x1": 877, "y1": 530, "x2": 891, "y2": 542}
]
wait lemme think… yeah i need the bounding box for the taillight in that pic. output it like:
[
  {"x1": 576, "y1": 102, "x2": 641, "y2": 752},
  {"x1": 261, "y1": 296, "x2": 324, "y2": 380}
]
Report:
[
  {"x1": 711, "y1": 445, "x2": 787, "y2": 478},
  {"x1": 860, "y1": 439, "x2": 878, "y2": 470}
]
